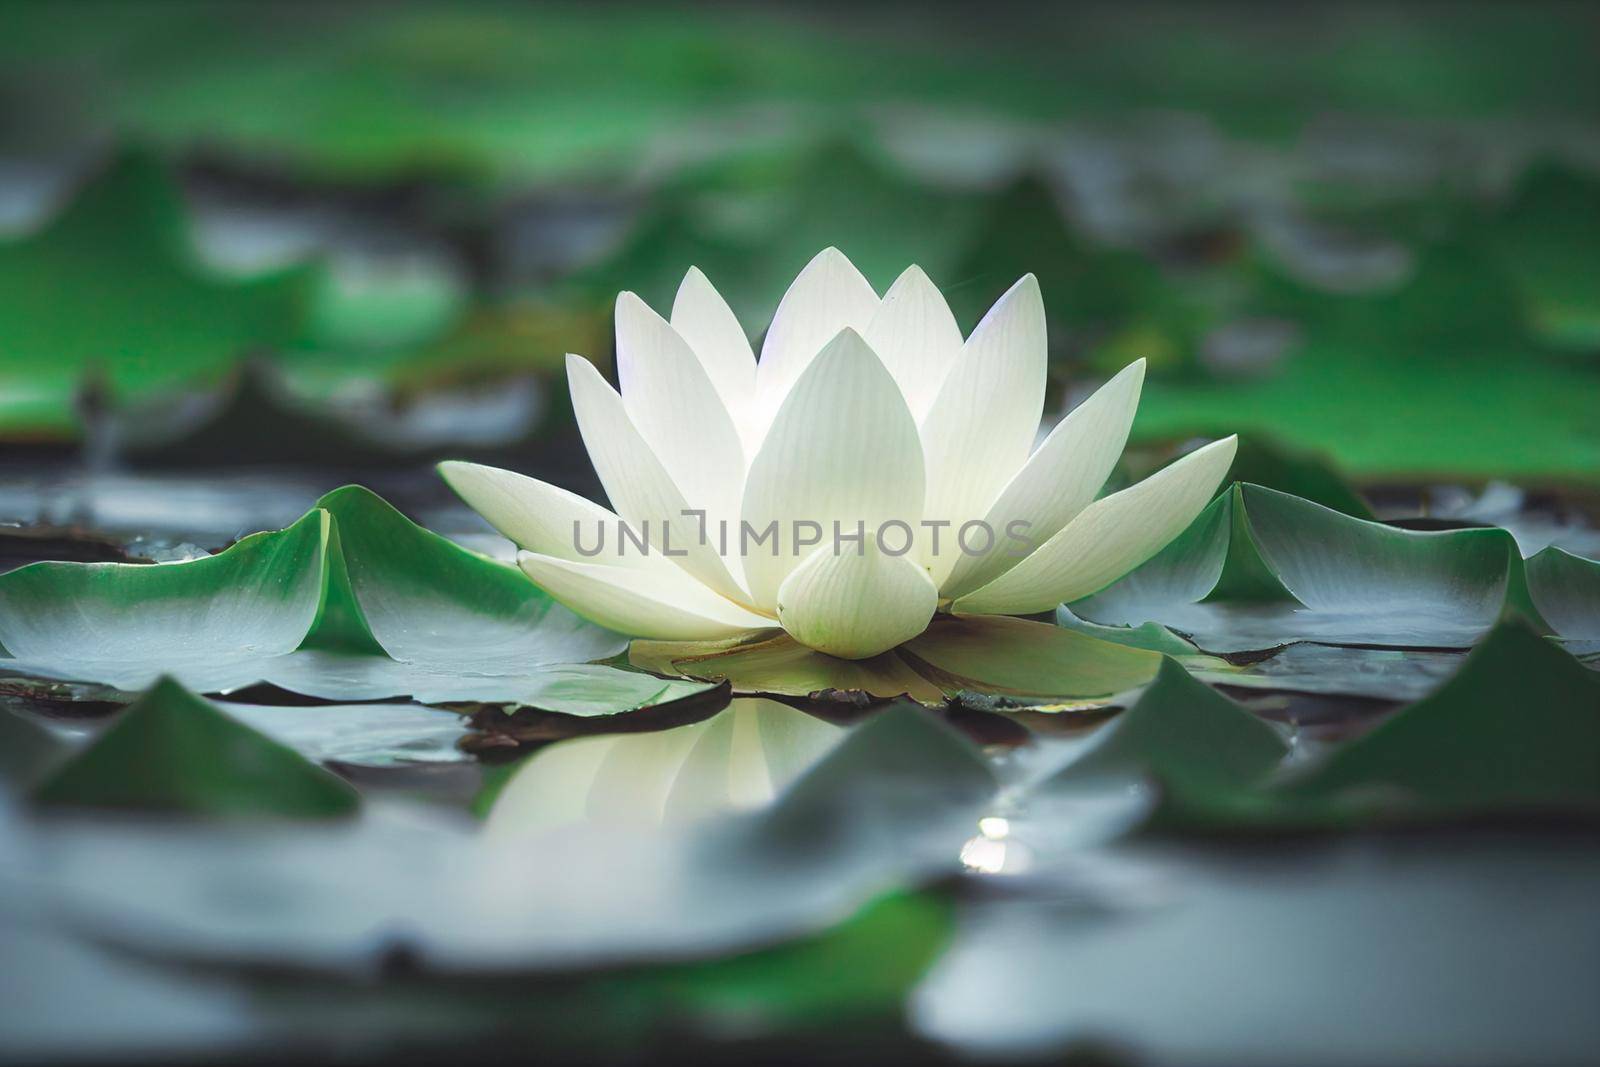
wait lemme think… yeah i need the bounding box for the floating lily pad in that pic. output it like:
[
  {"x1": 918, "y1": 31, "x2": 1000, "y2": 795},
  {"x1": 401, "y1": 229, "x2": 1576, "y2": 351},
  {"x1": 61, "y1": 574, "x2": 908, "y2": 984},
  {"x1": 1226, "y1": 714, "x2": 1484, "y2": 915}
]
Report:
[
  {"x1": 912, "y1": 841, "x2": 1600, "y2": 1064},
  {"x1": 1221, "y1": 434, "x2": 1374, "y2": 519},
  {"x1": 631, "y1": 633, "x2": 949, "y2": 704},
  {"x1": 302, "y1": 484, "x2": 620, "y2": 671},
  {"x1": 1190, "y1": 642, "x2": 1465, "y2": 703},
  {"x1": 1146, "y1": 620, "x2": 1600, "y2": 831},
  {"x1": 947, "y1": 173, "x2": 1209, "y2": 359},
  {"x1": 0, "y1": 509, "x2": 328, "y2": 693},
  {"x1": 1041, "y1": 658, "x2": 1288, "y2": 802},
  {"x1": 610, "y1": 890, "x2": 953, "y2": 1032},
  {"x1": 1487, "y1": 164, "x2": 1600, "y2": 352},
  {"x1": 572, "y1": 139, "x2": 981, "y2": 327},
  {"x1": 899, "y1": 616, "x2": 1159, "y2": 702},
  {"x1": 1133, "y1": 240, "x2": 1600, "y2": 483},
  {"x1": 0, "y1": 706, "x2": 68, "y2": 788},
  {"x1": 1525, "y1": 545, "x2": 1600, "y2": 641},
  {"x1": 1276, "y1": 621, "x2": 1600, "y2": 818},
  {"x1": 31, "y1": 677, "x2": 360, "y2": 818},
  {"x1": 0, "y1": 486, "x2": 716, "y2": 715},
  {"x1": 632, "y1": 616, "x2": 1158, "y2": 705},
  {"x1": 36, "y1": 702, "x2": 988, "y2": 977},
  {"x1": 1075, "y1": 484, "x2": 1533, "y2": 652},
  {"x1": 0, "y1": 149, "x2": 311, "y2": 437}
]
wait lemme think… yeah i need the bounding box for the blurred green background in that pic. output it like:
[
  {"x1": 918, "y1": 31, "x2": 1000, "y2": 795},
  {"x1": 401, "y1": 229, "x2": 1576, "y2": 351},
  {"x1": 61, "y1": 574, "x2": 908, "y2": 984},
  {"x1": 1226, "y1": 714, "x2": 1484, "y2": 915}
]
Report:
[{"x1": 1, "y1": 0, "x2": 1596, "y2": 486}]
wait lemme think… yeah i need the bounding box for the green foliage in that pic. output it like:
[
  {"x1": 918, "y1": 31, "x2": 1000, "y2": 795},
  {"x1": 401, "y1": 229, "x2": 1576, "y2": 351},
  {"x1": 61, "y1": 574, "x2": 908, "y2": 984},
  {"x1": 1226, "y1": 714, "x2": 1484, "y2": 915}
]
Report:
[
  {"x1": 31, "y1": 676, "x2": 360, "y2": 818},
  {"x1": 0, "y1": 149, "x2": 311, "y2": 436},
  {"x1": 0, "y1": 486, "x2": 715, "y2": 714},
  {"x1": 1074, "y1": 484, "x2": 1536, "y2": 652},
  {"x1": 1043, "y1": 658, "x2": 1287, "y2": 799}
]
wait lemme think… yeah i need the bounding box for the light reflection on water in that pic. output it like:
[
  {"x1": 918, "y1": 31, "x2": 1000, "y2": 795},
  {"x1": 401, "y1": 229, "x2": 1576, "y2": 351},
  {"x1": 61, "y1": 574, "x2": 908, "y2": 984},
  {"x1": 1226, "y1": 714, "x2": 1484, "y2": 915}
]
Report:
[{"x1": 959, "y1": 815, "x2": 1033, "y2": 876}]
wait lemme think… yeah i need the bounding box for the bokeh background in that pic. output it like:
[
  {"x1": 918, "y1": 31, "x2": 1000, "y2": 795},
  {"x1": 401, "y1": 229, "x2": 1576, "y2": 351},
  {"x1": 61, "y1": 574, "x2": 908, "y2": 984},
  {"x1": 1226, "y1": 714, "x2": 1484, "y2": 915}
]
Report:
[{"x1": 1, "y1": 0, "x2": 1597, "y2": 536}]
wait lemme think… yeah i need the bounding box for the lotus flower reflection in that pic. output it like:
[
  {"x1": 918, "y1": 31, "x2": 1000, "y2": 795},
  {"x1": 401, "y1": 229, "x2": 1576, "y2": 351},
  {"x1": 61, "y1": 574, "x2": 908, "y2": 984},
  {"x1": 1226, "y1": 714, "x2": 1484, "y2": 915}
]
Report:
[{"x1": 442, "y1": 249, "x2": 1235, "y2": 660}]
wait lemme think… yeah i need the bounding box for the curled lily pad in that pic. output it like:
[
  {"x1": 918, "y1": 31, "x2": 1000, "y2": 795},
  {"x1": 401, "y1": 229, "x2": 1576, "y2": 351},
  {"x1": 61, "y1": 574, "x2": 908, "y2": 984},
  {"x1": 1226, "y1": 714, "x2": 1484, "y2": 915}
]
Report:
[
  {"x1": 1146, "y1": 620, "x2": 1600, "y2": 832},
  {"x1": 1525, "y1": 545, "x2": 1600, "y2": 641},
  {"x1": 301, "y1": 484, "x2": 620, "y2": 669},
  {"x1": 0, "y1": 509, "x2": 328, "y2": 694},
  {"x1": 1075, "y1": 484, "x2": 1533, "y2": 653},
  {"x1": 1275, "y1": 621, "x2": 1600, "y2": 818},
  {"x1": 31, "y1": 677, "x2": 359, "y2": 819},
  {"x1": 1039, "y1": 658, "x2": 1288, "y2": 804},
  {"x1": 631, "y1": 615, "x2": 1158, "y2": 705},
  {"x1": 0, "y1": 485, "x2": 708, "y2": 716}
]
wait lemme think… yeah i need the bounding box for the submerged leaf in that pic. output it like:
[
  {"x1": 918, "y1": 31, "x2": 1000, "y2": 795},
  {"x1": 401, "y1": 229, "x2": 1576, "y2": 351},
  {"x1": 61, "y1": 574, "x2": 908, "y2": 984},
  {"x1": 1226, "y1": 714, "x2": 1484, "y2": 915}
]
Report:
[{"x1": 31, "y1": 677, "x2": 359, "y2": 818}]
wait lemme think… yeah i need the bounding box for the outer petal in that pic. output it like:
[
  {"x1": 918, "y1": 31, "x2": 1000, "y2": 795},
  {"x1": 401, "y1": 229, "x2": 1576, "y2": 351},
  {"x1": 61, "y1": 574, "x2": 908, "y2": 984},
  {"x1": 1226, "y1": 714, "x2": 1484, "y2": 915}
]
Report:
[
  {"x1": 777, "y1": 544, "x2": 938, "y2": 659},
  {"x1": 862, "y1": 265, "x2": 965, "y2": 418},
  {"x1": 567, "y1": 354, "x2": 750, "y2": 605},
  {"x1": 952, "y1": 436, "x2": 1237, "y2": 616},
  {"x1": 740, "y1": 329, "x2": 926, "y2": 608},
  {"x1": 614, "y1": 291, "x2": 746, "y2": 533},
  {"x1": 670, "y1": 267, "x2": 756, "y2": 423},
  {"x1": 752, "y1": 247, "x2": 879, "y2": 439},
  {"x1": 438, "y1": 460, "x2": 653, "y2": 569},
  {"x1": 518, "y1": 551, "x2": 775, "y2": 641},
  {"x1": 940, "y1": 359, "x2": 1146, "y2": 598},
  {"x1": 918, "y1": 274, "x2": 1047, "y2": 585}
]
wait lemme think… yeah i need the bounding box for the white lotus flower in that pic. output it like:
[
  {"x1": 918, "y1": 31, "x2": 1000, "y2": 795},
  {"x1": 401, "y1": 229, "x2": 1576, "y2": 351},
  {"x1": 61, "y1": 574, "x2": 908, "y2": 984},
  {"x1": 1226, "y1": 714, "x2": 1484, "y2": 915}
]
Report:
[{"x1": 441, "y1": 248, "x2": 1235, "y2": 660}]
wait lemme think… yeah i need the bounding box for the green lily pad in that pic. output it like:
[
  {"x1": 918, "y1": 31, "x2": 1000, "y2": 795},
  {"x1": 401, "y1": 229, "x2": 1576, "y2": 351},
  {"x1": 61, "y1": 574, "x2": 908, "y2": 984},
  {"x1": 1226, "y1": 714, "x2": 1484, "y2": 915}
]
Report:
[
  {"x1": 761, "y1": 701, "x2": 996, "y2": 843},
  {"x1": 632, "y1": 616, "x2": 1158, "y2": 705},
  {"x1": 0, "y1": 149, "x2": 311, "y2": 438},
  {"x1": 1075, "y1": 484, "x2": 1532, "y2": 652},
  {"x1": 1277, "y1": 621, "x2": 1600, "y2": 817},
  {"x1": 948, "y1": 173, "x2": 1207, "y2": 355},
  {"x1": 1133, "y1": 238, "x2": 1600, "y2": 484},
  {"x1": 1487, "y1": 164, "x2": 1600, "y2": 352},
  {"x1": 31, "y1": 676, "x2": 360, "y2": 818},
  {"x1": 1041, "y1": 658, "x2": 1288, "y2": 801},
  {"x1": 0, "y1": 486, "x2": 710, "y2": 715},
  {"x1": 606, "y1": 890, "x2": 953, "y2": 1032},
  {"x1": 1190, "y1": 642, "x2": 1466, "y2": 703},
  {"x1": 35, "y1": 699, "x2": 988, "y2": 978},
  {"x1": 1525, "y1": 545, "x2": 1600, "y2": 641},
  {"x1": 0, "y1": 707, "x2": 68, "y2": 788},
  {"x1": 899, "y1": 616, "x2": 1159, "y2": 701},
  {"x1": 1144, "y1": 620, "x2": 1600, "y2": 831},
  {"x1": 571, "y1": 139, "x2": 981, "y2": 327},
  {"x1": 303, "y1": 484, "x2": 620, "y2": 670},
  {"x1": 0, "y1": 509, "x2": 328, "y2": 693},
  {"x1": 631, "y1": 633, "x2": 949, "y2": 704},
  {"x1": 1051, "y1": 608, "x2": 1197, "y2": 656},
  {"x1": 1221, "y1": 434, "x2": 1374, "y2": 519}
]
